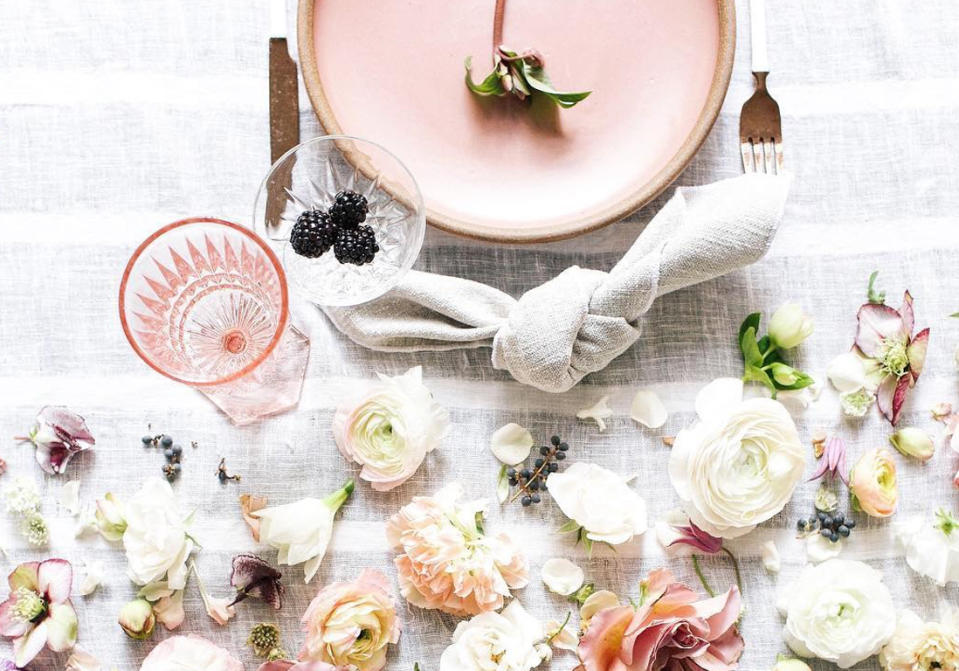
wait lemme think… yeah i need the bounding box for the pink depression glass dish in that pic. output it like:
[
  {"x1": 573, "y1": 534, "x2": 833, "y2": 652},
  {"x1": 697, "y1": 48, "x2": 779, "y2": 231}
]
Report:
[{"x1": 118, "y1": 218, "x2": 310, "y2": 425}]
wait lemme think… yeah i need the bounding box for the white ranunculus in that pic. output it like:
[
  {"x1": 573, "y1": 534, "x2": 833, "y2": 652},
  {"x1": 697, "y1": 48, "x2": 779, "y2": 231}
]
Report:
[
  {"x1": 333, "y1": 366, "x2": 448, "y2": 492},
  {"x1": 778, "y1": 559, "x2": 896, "y2": 669},
  {"x1": 668, "y1": 378, "x2": 805, "y2": 539},
  {"x1": 439, "y1": 600, "x2": 548, "y2": 671},
  {"x1": 547, "y1": 462, "x2": 648, "y2": 546},
  {"x1": 120, "y1": 478, "x2": 193, "y2": 590},
  {"x1": 251, "y1": 480, "x2": 354, "y2": 583},
  {"x1": 895, "y1": 511, "x2": 959, "y2": 586}
]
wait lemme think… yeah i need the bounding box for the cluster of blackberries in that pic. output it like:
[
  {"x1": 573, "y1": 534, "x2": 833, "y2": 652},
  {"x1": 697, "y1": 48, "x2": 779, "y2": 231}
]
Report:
[
  {"x1": 507, "y1": 435, "x2": 569, "y2": 506},
  {"x1": 798, "y1": 510, "x2": 856, "y2": 543},
  {"x1": 142, "y1": 433, "x2": 184, "y2": 482},
  {"x1": 289, "y1": 190, "x2": 378, "y2": 266}
]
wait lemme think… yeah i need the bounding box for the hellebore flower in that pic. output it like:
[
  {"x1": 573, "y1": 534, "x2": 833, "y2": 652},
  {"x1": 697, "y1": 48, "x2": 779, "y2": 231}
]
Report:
[
  {"x1": 809, "y1": 436, "x2": 849, "y2": 485},
  {"x1": 0, "y1": 559, "x2": 78, "y2": 667},
  {"x1": 16, "y1": 406, "x2": 95, "y2": 475},
  {"x1": 854, "y1": 292, "x2": 929, "y2": 425},
  {"x1": 230, "y1": 554, "x2": 284, "y2": 610}
]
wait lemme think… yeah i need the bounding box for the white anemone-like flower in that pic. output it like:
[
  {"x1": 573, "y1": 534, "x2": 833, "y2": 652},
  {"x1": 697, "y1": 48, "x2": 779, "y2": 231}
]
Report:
[
  {"x1": 778, "y1": 559, "x2": 896, "y2": 668},
  {"x1": 668, "y1": 378, "x2": 805, "y2": 539},
  {"x1": 895, "y1": 510, "x2": 959, "y2": 586},
  {"x1": 251, "y1": 480, "x2": 354, "y2": 583},
  {"x1": 439, "y1": 600, "x2": 548, "y2": 671},
  {"x1": 547, "y1": 462, "x2": 647, "y2": 546}
]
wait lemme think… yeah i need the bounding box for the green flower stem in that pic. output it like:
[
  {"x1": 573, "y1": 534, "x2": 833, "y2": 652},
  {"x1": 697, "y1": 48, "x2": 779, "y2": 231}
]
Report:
[
  {"x1": 323, "y1": 479, "x2": 355, "y2": 512},
  {"x1": 691, "y1": 555, "x2": 716, "y2": 598},
  {"x1": 722, "y1": 547, "x2": 743, "y2": 595}
]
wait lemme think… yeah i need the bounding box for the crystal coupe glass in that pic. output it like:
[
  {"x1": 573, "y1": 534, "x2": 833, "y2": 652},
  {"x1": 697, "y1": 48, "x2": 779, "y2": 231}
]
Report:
[{"x1": 119, "y1": 218, "x2": 309, "y2": 425}]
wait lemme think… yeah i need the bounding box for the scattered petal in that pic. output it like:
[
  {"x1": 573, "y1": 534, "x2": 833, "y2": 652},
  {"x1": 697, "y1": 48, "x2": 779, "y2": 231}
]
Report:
[
  {"x1": 579, "y1": 590, "x2": 620, "y2": 627},
  {"x1": 541, "y1": 558, "x2": 585, "y2": 596},
  {"x1": 630, "y1": 389, "x2": 668, "y2": 429},
  {"x1": 826, "y1": 352, "x2": 867, "y2": 393},
  {"x1": 239, "y1": 494, "x2": 268, "y2": 543},
  {"x1": 489, "y1": 423, "x2": 535, "y2": 466},
  {"x1": 806, "y1": 533, "x2": 842, "y2": 563},
  {"x1": 59, "y1": 481, "x2": 81, "y2": 517},
  {"x1": 230, "y1": 554, "x2": 284, "y2": 610},
  {"x1": 545, "y1": 617, "x2": 578, "y2": 652},
  {"x1": 152, "y1": 590, "x2": 184, "y2": 631},
  {"x1": 576, "y1": 396, "x2": 613, "y2": 432},
  {"x1": 76, "y1": 560, "x2": 103, "y2": 596},
  {"x1": 777, "y1": 377, "x2": 822, "y2": 410},
  {"x1": 761, "y1": 540, "x2": 781, "y2": 574},
  {"x1": 840, "y1": 388, "x2": 875, "y2": 417},
  {"x1": 65, "y1": 648, "x2": 101, "y2": 671},
  {"x1": 932, "y1": 402, "x2": 953, "y2": 421}
]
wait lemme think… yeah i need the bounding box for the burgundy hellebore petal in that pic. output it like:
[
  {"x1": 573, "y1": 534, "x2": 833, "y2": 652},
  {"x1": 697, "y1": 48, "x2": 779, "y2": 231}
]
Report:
[
  {"x1": 229, "y1": 554, "x2": 283, "y2": 610},
  {"x1": 908, "y1": 327, "x2": 930, "y2": 382},
  {"x1": 21, "y1": 406, "x2": 95, "y2": 475}
]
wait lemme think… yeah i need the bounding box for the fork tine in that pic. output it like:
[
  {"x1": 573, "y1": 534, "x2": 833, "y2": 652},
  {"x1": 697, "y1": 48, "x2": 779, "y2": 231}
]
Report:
[
  {"x1": 752, "y1": 141, "x2": 764, "y2": 174},
  {"x1": 763, "y1": 139, "x2": 775, "y2": 174},
  {"x1": 741, "y1": 141, "x2": 756, "y2": 173},
  {"x1": 774, "y1": 141, "x2": 785, "y2": 173}
]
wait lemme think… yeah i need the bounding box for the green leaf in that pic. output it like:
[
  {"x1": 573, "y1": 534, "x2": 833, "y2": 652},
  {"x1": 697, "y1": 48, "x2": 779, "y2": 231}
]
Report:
[
  {"x1": 569, "y1": 582, "x2": 595, "y2": 605},
  {"x1": 464, "y1": 57, "x2": 506, "y2": 97},
  {"x1": 951, "y1": 312, "x2": 959, "y2": 318},
  {"x1": 582, "y1": 533, "x2": 594, "y2": 559},
  {"x1": 772, "y1": 368, "x2": 815, "y2": 391},
  {"x1": 867, "y1": 270, "x2": 886, "y2": 304},
  {"x1": 496, "y1": 464, "x2": 509, "y2": 504},
  {"x1": 738, "y1": 313, "x2": 762, "y2": 346},
  {"x1": 557, "y1": 519, "x2": 582, "y2": 534},
  {"x1": 517, "y1": 60, "x2": 591, "y2": 108},
  {"x1": 739, "y1": 326, "x2": 764, "y2": 368},
  {"x1": 743, "y1": 363, "x2": 776, "y2": 394}
]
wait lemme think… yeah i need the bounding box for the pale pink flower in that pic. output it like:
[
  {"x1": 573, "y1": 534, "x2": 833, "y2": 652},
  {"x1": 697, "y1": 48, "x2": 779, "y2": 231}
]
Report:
[
  {"x1": 0, "y1": 559, "x2": 78, "y2": 667},
  {"x1": 850, "y1": 448, "x2": 898, "y2": 518},
  {"x1": 258, "y1": 662, "x2": 345, "y2": 671},
  {"x1": 300, "y1": 569, "x2": 400, "y2": 671},
  {"x1": 577, "y1": 568, "x2": 743, "y2": 671},
  {"x1": 139, "y1": 635, "x2": 242, "y2": 671},
  {"x1": 387, "y1": 484, "x2": 529, "y2": 616}
]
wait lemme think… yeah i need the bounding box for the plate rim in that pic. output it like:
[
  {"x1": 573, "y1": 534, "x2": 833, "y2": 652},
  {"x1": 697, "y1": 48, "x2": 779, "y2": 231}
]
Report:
[{"x1": 297, "y1": 0, "x2": 736, "y2": 244}]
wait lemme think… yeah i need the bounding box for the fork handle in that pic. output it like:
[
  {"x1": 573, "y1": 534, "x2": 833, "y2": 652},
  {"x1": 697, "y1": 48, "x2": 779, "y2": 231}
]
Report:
[{"x1": 749, "y1": 0, "x2": 769, "y2": 72}]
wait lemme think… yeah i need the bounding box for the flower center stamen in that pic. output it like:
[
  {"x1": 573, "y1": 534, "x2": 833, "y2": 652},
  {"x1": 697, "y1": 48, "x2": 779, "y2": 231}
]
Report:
[
  {"x1": 880, "y1": 338, "x2": 910, "y2": 377},
  {"x1": 12, "y1": 587, "x2": 47, "y2": 623}
]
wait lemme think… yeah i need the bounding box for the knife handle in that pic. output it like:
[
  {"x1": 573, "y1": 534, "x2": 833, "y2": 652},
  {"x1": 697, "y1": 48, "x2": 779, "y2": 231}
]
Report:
[
  {"x1": 749, "y1": 0, "x2": 769, "y2": 73},
  {"x1": 269, "y1": 37, "x2": 300, "y2": 164}
]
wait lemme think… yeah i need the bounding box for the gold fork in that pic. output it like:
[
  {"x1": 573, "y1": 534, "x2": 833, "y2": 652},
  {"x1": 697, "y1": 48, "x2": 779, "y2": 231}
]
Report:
[{"x1": 739, "y1": 0, "x2": 783, "y2": 174}]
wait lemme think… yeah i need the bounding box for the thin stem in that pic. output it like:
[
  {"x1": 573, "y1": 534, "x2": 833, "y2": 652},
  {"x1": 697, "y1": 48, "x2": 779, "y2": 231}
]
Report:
[
  {"x1": 691, "y1": 555, "x2": 716, "y2": 598},
  {"x1": 507, "y1": 458, "x2": 551, "y2": 503},
  {"x1": 722, "y1": 547, "x2": 744, "y2": 595},
  {"x1": 493, "y1": 0, "x2": 506, "y2": 54}
]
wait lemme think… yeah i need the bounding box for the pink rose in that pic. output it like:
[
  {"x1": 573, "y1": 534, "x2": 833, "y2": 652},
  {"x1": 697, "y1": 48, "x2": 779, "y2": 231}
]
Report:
[
  {"x1": 140, "y1": 635, "x2": 242, "y2": 671},
  {"x1": 387, "y1": 484, "x2": 528, "y2": 616},
  {"x1": 577, "y1": 569, "x2": 744, "y2": 671},
  {"x1": 300, "y1": 569, "x2": 400, "y2": 671}
]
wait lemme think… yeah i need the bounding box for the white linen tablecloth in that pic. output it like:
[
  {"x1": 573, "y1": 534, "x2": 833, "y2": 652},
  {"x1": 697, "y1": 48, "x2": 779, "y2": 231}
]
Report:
[{"x1": 1, "y1": 2, "x2": 958, "y2": 669}]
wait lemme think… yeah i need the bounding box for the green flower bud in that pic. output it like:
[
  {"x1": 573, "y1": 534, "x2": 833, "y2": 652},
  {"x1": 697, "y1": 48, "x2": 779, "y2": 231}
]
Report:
[
  {"x1": 772, "y1": 655, "x2": 812, "y2": 671},
  {"x1": 768, "y1": 303, "x2": 814, "y2": 349},
  {"x1": 118, "y1": 598, "x2": 155, "y2": 640},
  {"x1": 889, "y1": 427, "x2": 935, "y2": 461},
  {"x1": 769, "y1": 362, "x2": 801, "y2": 386}
]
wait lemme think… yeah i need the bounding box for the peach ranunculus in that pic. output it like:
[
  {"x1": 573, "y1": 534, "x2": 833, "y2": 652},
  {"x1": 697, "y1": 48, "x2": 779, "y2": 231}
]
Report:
[
  {"x1": 259, "y1": 662, "x2": 347, "y2": 671},
  {"x1": 386, "y1": 483, "x2": 529, "y2": 616},
  {"x1": 849, "y1": 448, "x2": 898, "y2": 517},
  {"x1": 299, "y1": 569, "x2": 400, "y2": 671},
  {"x1": 577, "y1": 568, "x2": 744, "y2": 671}
]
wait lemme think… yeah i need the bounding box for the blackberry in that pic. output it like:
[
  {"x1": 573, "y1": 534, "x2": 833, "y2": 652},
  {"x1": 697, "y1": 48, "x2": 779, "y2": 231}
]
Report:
[
  {"x1": 290, "y1": 209, "x2": 337, "y2": 258},
  {"x1": 329, "y1": 190, "x2": 368, "y2": 228},
  {"x1": 333, "y1": 225, "x2": 378, "y2": 265}
]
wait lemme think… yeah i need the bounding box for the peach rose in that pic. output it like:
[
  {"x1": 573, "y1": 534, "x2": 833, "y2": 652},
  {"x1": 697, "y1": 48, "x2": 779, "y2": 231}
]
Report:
[
  {"x1": 577, "y1": 568, "x2": 743, "y2": 671},
  {"x1": 849, "y1": 448, "x2": 898, "y2": 517},
  {"x1": 387, "y1": 483, "x2": 528, "y2": 616},
  {"x1": 299, "y1": 569, "x2": 400, "y2": 671}
]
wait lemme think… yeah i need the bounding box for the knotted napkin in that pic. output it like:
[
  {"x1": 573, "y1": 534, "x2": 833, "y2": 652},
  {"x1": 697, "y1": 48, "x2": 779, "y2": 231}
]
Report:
[{"x1": 325, "y1": 173, "x2": 790, "y2": 392}]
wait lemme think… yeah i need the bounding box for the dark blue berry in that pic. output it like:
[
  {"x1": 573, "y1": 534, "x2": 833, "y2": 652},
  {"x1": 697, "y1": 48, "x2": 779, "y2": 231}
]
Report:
[
  {"x1": 550, "y1": 435, "x2": 561, "y2": 446},
  {"x1": 172, "y1": 463, "x2": 181, "y2": 473},
  {"x1": 534, "y1": 458, "x2": 544, "y2": 468},
  {"x1": 555, "y1": 451, "x2": 566, "y2": 460},
  {"x1": 539, "y1": 446, "x2": 550, "y2": 455},
  {"x1": 548, "y1": 463, "x2": 559, "y2": 472},
  {"x1": 521, "y1": 468, "x2": 532, "y2": 479},
  {"x1": 832, "y1": 512, "x2": 844, "y2": 525},
  {"x1": 797, "y1": 519, "x2": 807, "y2": 531},
  {"x1": 817, "y1": 511, "x2": 828, "y2": 522},
  {"x1": 845, "y1": 519, "x2": 856, "y2": 529},
  {"x1": 218, "y1": 470, "x2": 227, "y2": 482},
  {"x1": 531, "y1": 494, "x2": 541, "y2": 503},
  {"x1": 558, "y1": 442, "x2": 569, "y2": 451},
  {"x1": 172, "y1": 444, "x2": 183, "y2": 457},
  {"x1": 829, "y1": 532, "x2": 839, "y2": 543},
  {"x1": 838, "y1": 525, "x2": 850, "y2": 537},
  {"x1": 521, "y1": 496, "x2": 532, "y2": 507},
  {"x1": 141, "y1": 435, "x2": 153, "y2": 445},
  {"x1": 507, "y1": 468, "x2": 516, "y2": 478},
  {"x1": 160, "y1": 435, "x2": 173, "y2": 448},
  {"x1": 164, "y1": 448, "x2": 174, "y2": 460},
  {"x1": 820, "y1": 528, "x2": 832, "y2": 538},
  {"x1": 529, "y1": 480, "x2": 540, "y2": 491}
]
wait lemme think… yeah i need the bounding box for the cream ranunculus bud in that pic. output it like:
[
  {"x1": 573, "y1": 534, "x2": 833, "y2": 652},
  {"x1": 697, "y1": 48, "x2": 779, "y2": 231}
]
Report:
[
  {"x1": 771, "y1": 655, "x2": 812, "y2": 671},
  {"x1": 889, "y1": 427, "x2": 935, "y2": 461},
  {"x1": 768, "y1": 303, "x2": 814, "y2": 349},
  {"x1": 118, "y1": 598, "x2": 156, "y2": 640}
]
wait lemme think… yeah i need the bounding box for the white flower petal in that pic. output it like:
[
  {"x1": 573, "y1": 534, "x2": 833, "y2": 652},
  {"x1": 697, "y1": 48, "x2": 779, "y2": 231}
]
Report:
[
  {"x1": 580, "y1": 590, "x2": 620, "y2": 624},
  {"x1": 576, "y1": 396, "x2": 613, "y2": 432},
  {"x1": 541, "y1": 558, "x2": 585, "y2": 596},
  {"x1": 77, "y1": 560, "x2": 104, "y2": 596},
  {"x1": 630, "y1": 389, "x2": 668, "y2": 429},
  {"x1": 827, "y1": 352, "x2": 867, "y2": 393},
  {"x1": 490, "y1": 423, "x2": 535, "y2": 466},
  {"x1": 694, "y1": 377, "x2": 743, "y2": 421},
  {"x1": 761, "y1": 540, "x2": 781, "y2": 574},
  {"x1": 65, "y1": 648, "x2": 101, "y2": 671},
  {"x1": 60, "y1": 480, "x2": 81, "y2": 516},
  {"x1": 545, "y1": 618, "x2": 578, "y2": 652},
  {"x1": 805, "y1": 533, "x2": 843, "y2": 563}
]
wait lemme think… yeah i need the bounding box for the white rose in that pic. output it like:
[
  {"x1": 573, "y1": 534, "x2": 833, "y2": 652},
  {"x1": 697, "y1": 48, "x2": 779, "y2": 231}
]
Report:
[
  {"x1": 333, "y1": 366, "x2": 449, "y2": 492},
  {"x1": 121, "y1": 478, "x2": 193, "y2": 589},
  {"x1": 668, "y1": 378, "x2": 804, "y2": 539},
  {"x1": 439, "y1": 600, "x2": 548, "y2": 671},
  {"x1": 778, "y1": 559, "x2": 896, "y2": 668},
  {"x1": 547, "y1": 462, "x2": 647, "y2": 546}
]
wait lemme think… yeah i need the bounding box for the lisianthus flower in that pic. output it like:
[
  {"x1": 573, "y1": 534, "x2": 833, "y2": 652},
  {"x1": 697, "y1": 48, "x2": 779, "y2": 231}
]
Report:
[
  {"x1": 333, "y1": 367, "x2": 448, "y2": 492},
  {"x1": 577, "y1": 568, "x2": 743, "y2": 671},
  {"x1": 387, "y1": 483, "x2": 528, "y2": 616},
  {"x1": 547, "y1": 462, "x2": 648, "y2": 550},
  {"x1": 779, "y1": 559, "x2": 895, "y2": 668},
  {"x1": 895, "y1": 509, "x2": 959, "y2": 586},
  {"x1": 16, "y1": 406, "x2": 95, "y2": 475},
  {"x1": 849, "y1": 448, "x2": 898, "y2": 518},
  {"x1": 808, "y1": 436, "x2": 849, "y2": 485},
  {"x1": 668, "y1": 378, "x2": 805, "y2": 538},
  {"x1": 252, "y1": 479, "x2": 354, "y2": 583},
  {"x1": 0, "y1": 559, "x2": 78, "y2": 667},
  {"x1": 440, "y1": 600, "x2": 549, "y2": 671},
  {"x1": 854, "y1": 291, "x2": 929, "y2": 425},
  {"x1": 230, "y1": 554, "x2": 284, "y2": 609},
  {"x1": 879, "y1": 607, "x2": 959, "y2": 671},
  {"x1": 300, "y1": 569, "x2": 400, "y2": 671},
  {"x1": 139, "y1": 635, "x2": 243, "y2": 671}
]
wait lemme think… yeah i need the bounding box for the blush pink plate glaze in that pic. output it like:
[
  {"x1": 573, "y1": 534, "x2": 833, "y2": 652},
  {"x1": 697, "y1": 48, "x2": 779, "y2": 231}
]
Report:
[
  {"x1": 310, "y1": 0, "x2": 721, "y2": 239},
  {"x1": 119, "y1": 218, "x2": 310, "y2": 425}
]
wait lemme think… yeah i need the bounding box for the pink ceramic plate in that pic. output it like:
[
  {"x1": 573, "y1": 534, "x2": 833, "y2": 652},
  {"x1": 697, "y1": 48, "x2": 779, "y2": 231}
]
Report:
[{"x1": 299, "y1": 0, "x2": 734, "y2": 243}]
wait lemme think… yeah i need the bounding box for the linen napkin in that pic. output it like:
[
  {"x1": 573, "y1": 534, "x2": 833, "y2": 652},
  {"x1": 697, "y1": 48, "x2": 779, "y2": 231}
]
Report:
[{"x1": 325, "y1": 173, "x2": 790, "y2": 393}]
